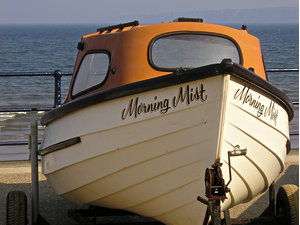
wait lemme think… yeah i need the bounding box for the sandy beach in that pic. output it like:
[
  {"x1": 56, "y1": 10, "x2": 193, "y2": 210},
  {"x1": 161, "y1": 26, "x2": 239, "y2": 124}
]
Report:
[{"x1": 0, "y1": 150, "x2": 298, "y2": 225}]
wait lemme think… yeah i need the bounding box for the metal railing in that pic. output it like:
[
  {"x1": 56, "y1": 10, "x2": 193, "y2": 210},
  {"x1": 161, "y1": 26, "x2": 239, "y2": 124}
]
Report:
[
  {"x1": 265, "y1": 68, "x2": 299, "y2": 107},
  {"x1": 0, "y1": 68, "x2": 298, "y2": 148},
  {"x1": 266, "y1": 68, "x2": 299, "y2": 73},
  {"x1": 0, "y1": 70, "x2": 71, "y2": 148},
  {"x1": 0, "y1": 70, "x2": 72, "y2": 111}
]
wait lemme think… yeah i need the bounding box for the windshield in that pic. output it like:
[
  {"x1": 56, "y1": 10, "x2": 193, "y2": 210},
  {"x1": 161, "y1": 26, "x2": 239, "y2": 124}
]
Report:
[
  {"x1": 72, "y1": 52, "x2": 110, "y2": 96},
  {"x1": 150, "y1": 33, "x2": 240, "y2": 70}
]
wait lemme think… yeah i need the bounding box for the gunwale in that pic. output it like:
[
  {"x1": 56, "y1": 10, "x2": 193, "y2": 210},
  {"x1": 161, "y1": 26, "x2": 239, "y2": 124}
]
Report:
[{"x1": 41, "y1": 61, "x2": 293, "y2": 126}]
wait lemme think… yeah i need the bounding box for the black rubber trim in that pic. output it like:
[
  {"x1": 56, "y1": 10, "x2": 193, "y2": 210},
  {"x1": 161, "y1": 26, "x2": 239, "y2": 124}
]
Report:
[
  {"x1": 39, "y1": 137, "x2": 81, "y2": 156},
  {"x1": 223, "y1": 60, "x2": 294, "y2": 120},
  {"x1": 41, "y1": 60, "x2": 294, "y2": 126}
]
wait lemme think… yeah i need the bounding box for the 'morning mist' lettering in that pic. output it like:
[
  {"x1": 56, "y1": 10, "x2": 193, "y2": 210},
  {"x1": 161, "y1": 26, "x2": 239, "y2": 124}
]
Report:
[
  {"x1": 121, "y1": 96, "x2": 171, "y2": 120},
  {"x1": 121, "y1": 83, "x2": 208, "y2": 120},
  {"x1": 234, "y1": 85, "x2": 279, "y2": 125},
  {"x1": 173, "y1": 84, "x2": 207, "y2": 107}
]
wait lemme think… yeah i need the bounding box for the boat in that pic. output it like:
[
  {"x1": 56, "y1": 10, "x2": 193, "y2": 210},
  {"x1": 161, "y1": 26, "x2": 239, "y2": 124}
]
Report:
[{"x1": 39, "y1": 19, "x2": 294, "y2": 225}]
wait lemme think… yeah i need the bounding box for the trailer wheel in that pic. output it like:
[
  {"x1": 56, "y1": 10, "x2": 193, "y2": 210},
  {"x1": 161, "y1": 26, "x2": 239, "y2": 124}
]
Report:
[
  {"x1": 6, "y1": 191, "x2": 28, "y2": 225},
  {"x1": 276, "y1": 184, "x2": 299, "y2": 225}
]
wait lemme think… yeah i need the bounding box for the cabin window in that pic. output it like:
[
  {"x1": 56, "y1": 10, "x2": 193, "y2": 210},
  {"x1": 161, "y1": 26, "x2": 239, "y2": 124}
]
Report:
[
  {"x1": 72, "y1": 52, "x2": 110, "y2": 96},
  {"x1": 150, "y1": 33, "x2": 240, "y2": 71}
]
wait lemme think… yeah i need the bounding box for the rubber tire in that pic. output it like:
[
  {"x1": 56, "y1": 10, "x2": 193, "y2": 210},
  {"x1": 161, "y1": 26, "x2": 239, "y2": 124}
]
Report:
[
  {"x1": 6, "y1": 191, "x2": 28, "y2": 225},
  {"x1": 276, "y1": 184, "x2": 299, "y2": 225}
]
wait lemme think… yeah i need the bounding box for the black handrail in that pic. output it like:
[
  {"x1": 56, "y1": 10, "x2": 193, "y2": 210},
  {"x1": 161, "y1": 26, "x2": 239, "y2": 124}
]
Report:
[
  {"x1": 0, "y1": 107, "x2": 54, "y2": 113},
  {"x1": 0, "y1": 70, "x2": 72, "y2": 111},
  {"x1": 266, "y1": 68, "x2": 299, "y2": 106},
  {"x1": 0, "y1": 71, "x2": 72, "y2": 77},
  {"x1": 266, "y1": 68, "x2": 299, "y2": 72},
  {"x1": 0, "y1": 140, "x2": 41, "y2": 146}
]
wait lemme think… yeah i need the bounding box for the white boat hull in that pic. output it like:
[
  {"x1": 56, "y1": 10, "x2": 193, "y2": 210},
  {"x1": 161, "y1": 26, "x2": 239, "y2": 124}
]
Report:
[
  {"x1": 219, "y1": 75, "x2": 289, "y2": 210},
  {"x1": 41, "y1": 72, "x2": 290, "y2": 225}
]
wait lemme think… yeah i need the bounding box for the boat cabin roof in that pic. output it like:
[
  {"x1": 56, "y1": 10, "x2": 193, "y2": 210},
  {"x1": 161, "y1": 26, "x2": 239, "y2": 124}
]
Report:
[{"x1": 65, "y1": 19, "x2": 267, "y2": 103}]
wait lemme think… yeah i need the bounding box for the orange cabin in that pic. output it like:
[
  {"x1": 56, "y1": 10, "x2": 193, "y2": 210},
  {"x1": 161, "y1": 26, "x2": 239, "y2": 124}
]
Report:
[{"x1": 65, "y1": 19, "x2": 267, "y2": 103}]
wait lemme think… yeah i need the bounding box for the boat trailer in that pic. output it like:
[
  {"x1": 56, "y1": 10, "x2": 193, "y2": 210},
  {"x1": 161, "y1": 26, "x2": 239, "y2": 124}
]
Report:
[
  {"x1": 197, "y1": 148, "x2": 299, "y2": 225},
  {"x1": 5, "y1": 116, "x2": 299, "y2": 225}
]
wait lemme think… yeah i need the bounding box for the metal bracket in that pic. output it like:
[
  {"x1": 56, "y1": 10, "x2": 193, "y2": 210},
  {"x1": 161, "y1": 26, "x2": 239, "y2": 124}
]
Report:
[
  {"x1": 197, "y1": 161, "x2": 230, "y2": 225},
  {"x1": 205, "y1": 162, "x2": 230, "y2": 202}
]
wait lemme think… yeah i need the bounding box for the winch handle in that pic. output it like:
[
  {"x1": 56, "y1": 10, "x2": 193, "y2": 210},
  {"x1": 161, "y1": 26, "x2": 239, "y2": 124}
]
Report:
[{"x1": 226, "y1": 145, "x2": 247, "y2": 187}]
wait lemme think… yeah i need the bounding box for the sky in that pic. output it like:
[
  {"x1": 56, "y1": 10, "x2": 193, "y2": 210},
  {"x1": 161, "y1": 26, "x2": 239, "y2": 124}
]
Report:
[{"x1": 0, "y1": 0, "x2": 298, "y2": 24}]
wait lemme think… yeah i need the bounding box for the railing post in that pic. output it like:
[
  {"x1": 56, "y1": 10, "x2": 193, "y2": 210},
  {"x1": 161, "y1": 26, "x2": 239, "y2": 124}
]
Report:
[
  {"x1": 53, "y1": 70, "x2": 62, "y2": 108},
  {"x1": 30, "y1": 113, "x2": 39, "y2": 225}
]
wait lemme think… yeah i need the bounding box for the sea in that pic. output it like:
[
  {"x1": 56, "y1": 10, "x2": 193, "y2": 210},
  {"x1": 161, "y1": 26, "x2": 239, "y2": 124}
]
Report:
[{"x1": 0, "y1": 23, "x2": 298, "y2": 161}]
